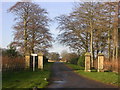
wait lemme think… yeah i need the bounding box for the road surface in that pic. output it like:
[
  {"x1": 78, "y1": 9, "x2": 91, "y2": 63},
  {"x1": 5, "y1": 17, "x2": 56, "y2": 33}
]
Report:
[{"x1": 47, "y1": 62, "x2": 118, "y2": 88}]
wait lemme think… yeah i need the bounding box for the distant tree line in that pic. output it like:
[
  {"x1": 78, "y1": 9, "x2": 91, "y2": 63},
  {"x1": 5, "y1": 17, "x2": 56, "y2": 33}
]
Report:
[
  {"x1": 61, "y1": 50, "x2": 84, "y2": 67},
  {"x1": 48, "y1": 52, "x2": 60, "y2": 60}
]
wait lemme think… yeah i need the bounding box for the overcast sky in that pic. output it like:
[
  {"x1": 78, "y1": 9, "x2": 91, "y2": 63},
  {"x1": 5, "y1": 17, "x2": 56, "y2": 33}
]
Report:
[{"x1": 1, "y1": 2, "x2": 75, "y2": 54}]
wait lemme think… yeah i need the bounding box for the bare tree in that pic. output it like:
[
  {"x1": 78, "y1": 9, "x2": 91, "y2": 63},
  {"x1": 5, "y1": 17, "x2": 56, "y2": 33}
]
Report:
[
  {"x1": 56, "y1": 2, "x2": 119, "y2": 66},
  {"x1": 56, "y1": 2, "x2": 108, "y2": 67},
  {"x1": 8, "y1": 2, "x2": 53, "y2": 54}
]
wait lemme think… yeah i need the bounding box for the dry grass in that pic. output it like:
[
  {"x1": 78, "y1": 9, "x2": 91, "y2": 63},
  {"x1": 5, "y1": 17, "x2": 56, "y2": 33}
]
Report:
[{"x1": 2, "y1": 56, "x2": 25, "y2": 71}]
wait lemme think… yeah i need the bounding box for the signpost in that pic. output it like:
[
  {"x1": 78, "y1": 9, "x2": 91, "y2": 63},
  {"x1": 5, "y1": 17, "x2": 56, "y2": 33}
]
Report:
[{"x1": 31, "y1": 54, "x2": 37, "y2": 71}]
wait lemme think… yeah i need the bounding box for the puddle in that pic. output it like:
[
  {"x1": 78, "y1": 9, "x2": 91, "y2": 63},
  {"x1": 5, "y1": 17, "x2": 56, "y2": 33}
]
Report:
[
  {"x1": 49, "y1": 80, "x2": 66, "y2": 88},
  {"x1": 53, "y1": 81, "x2": 66, "y2": 84}
]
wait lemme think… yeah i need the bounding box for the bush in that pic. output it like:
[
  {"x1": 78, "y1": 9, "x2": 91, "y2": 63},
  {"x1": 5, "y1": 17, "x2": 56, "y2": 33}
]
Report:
[
  {"x1": 2, "y1": 56, "x2": 25, "y2": 71},
  {"x1": 43, "y1": 56, "x2": 48, "y2": 64},
  {"x1": 77, "y1": 54, "x2": 85, "y2": 67},
  {"x1": 70, "y1": 57, "x2": 79, "y2": 65}
]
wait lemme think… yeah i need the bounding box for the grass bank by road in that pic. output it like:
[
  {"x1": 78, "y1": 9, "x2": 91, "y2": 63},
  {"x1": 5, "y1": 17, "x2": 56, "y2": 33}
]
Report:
[
  {"x1": 65, "y1": 63, "x2": 119, "y2": 86},
  {"x1": 2, "y1": 62, "x2": 53, "y2": 88}
]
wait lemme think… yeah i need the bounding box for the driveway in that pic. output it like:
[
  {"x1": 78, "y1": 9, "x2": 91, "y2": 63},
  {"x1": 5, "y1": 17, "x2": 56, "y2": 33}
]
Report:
[{"x1": 47, "y1": 62, "x2": 118, "y2": 88}]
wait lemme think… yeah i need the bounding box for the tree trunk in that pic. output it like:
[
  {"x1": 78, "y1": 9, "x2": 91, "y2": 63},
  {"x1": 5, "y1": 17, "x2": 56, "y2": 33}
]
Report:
[
  {"x1": 90, "y1": 23, "x2": 94, "y2": 67},
  {"x1": 85, "y1": 32, "x2": 89, "y2": 52},
  {"x1": 115, "y1": 29, "x2": 118, "y2": 60},
  {"x1": 113, "y1": 47, "x2": 115, "y2": 61},
  {"x1": 118, "y1": 1, "x2": 120, "y2": 57},
  {"x1": 115, "y1": 3, "x2": 118, "y2": 60},
  {"x1": 24, "y1": 17, "x2": 28, "y2": 55},
  {"x1": 108, "y1": 30, "x2": 111, "y2": 61},
  {"x1": 31, "y1": 30, "x2": 35, "y2": 53},
  {"x1": 118, "y1": 28, "x2": 120, "y2": 56}
]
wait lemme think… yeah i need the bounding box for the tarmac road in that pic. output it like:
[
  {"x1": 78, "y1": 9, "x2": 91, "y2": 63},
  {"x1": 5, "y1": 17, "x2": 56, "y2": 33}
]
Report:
[{"x1": 47, "y1": 62, "x2": 118, "y2": 89}]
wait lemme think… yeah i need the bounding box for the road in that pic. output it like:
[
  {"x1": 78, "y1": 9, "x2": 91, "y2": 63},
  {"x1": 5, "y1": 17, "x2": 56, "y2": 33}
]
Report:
[{"x1": 47, "y1": 62, "x2": 118, "y2": 88}]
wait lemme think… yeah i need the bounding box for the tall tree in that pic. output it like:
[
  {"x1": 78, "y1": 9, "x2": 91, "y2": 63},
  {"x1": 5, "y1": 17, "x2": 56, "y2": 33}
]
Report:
[
  {"x1": 56, "y1": 2, "x2": 120, "y2": 67},
  {"x1": 104, "y1": 2, "x2": 119, "y2": 60},
  {"x1": 8, "y1": 2, "x2": 53, "y2": 54},
  {"x1": 56, "y1": 2, "x2": 109, "y2": 67}
]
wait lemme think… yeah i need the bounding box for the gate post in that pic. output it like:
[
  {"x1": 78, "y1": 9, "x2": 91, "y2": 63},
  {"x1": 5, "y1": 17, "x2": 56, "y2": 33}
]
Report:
[
  {"x1": 25, "y1": 53, "x2": 30, "y2": 69},
  {"x1": 38, "y1": 52, "x2": 43, "y2": 69},
  {"x1": 85, "y1": 52, "x2": 91, "y2": 72},
  {"x1": 98, "y1": 53, "x2": 104, "y2": 72}
]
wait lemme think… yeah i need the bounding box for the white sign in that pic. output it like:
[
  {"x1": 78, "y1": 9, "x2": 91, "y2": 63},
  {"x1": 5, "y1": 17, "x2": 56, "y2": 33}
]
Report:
[
  {"x1": 33, "y1": 56, "x2": 35, "y2": 71},
  {"x1": 31, "y1": 54, "x2": 37, "y2": 71},
  {"x1": 31, "y1": 54, "x2": 37, "y2": 56}
]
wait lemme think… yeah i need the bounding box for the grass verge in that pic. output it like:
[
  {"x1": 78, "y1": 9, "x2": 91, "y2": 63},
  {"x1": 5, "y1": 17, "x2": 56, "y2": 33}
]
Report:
[
  {"x1": 2, "y1": 62, "x2": 53, "y2": 88},
  {"x1": 65, "y1": 63, "x2": 119, "y2": 86}
]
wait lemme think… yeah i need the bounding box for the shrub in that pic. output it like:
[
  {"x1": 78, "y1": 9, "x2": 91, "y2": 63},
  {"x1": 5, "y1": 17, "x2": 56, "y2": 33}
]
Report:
[
  {"x1": 2, "y1": 56, "x2": 25, "y2": 71},
  {"x1": 65, "y1": 53, "x2": 79, "y2": 64},
  {"x1": 77, "y1": 54, "x2": 85, "y2": 67},
  {"x1": 70, "y1": 57, "x2": 79, "y2": 65},
  {"x1": 43, "y1": 56, "x2": 48, "y2": 64}
]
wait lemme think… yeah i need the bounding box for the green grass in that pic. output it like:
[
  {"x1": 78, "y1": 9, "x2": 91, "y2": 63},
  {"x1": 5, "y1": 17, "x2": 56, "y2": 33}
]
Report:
[
  {"x1": 65, "y1": 63, "x2": 85, "y2": 70},
  {"x1": 65, "y1": 63, "x2": 119, "y2": 86},
  {"x1": 2, "y1": 62, "x2": 53, "y2": 88},
  {"x1": 0, "y1": 71, "x2": 2, "y2": 90}
]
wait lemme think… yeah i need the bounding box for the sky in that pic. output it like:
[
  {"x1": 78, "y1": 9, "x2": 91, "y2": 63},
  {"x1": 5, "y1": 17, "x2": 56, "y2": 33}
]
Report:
[
  {"x1": 1, "y1": 2, "x2": 75, "y2": 54},
  {"x1": 0, "y1": 0, "x2": 117, "y2": 54}
]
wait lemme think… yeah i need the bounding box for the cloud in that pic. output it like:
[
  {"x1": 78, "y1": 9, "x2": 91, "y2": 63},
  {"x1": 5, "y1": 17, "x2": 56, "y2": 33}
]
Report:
[{"x1": 48, "y1": 43, "x2": 70, "y2": 54}]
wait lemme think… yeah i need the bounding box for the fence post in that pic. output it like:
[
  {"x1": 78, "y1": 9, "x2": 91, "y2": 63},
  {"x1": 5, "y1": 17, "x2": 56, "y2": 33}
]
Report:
[
  {"x1": 85, "y1": 52, "x2": 91, "y2": 72},
  {"x1": 25, "y1": 53, "x2": 30, "y2": 69},
  {"x1": 38, "y1": 52, "x2": 43, "y2": 70},
  {"x1": 98, "y1": 53, "x2": 104, "y2": 72}
]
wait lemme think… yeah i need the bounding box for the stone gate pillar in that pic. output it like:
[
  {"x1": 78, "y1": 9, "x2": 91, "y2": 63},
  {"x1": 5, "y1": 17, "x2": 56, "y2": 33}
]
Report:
[
  {"x1": 85, "y1": 52, "x2": 91, "y2": 72},
  {"x1": 98, "y1": 53, "x2": 104, "y2": 72},
  {"x1": 38, "y1": 52, "x2": 43, "y2": 69},
  {"x1": 25, "y1": 53, "x2": 30, "y2": 69}
]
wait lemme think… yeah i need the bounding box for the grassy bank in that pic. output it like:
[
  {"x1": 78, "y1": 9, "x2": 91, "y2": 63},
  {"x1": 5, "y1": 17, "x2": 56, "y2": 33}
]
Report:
[
  {"x1": 2, "y1": 62, "x2": 53, "y2": 88},
  {"x1": 65, "y1": 63, "x2": 119, "y2": 86}
]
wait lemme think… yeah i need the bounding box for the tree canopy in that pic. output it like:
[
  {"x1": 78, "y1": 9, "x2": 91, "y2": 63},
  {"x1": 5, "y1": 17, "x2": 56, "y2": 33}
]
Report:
[
  {"x1": 8, "y1": 2, "x2": 53, "y2": 54},
  {"x1": 56, "y1": 2, "x2": 119, "y2": 62}
]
